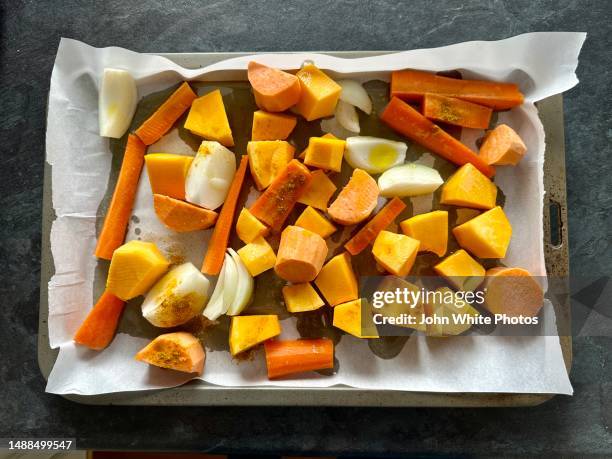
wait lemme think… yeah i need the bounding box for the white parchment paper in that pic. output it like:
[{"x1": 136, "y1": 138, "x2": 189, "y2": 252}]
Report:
[{"x1": 45, "y1": 33, "x2": 584, "y2": 395}]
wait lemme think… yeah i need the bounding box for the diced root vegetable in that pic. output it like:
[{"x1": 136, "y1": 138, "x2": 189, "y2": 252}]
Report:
[
  {"x1": 274, "y1": 226, "x2": 328, "y2": 283},
  {"x1": 328, "y1": 169, "x2": 379, "y2": 225},
  {"x1": 422, "y1": 93, "x2": 493, "y2": 129},
  {"x1": 153, "y1": 194, "x2": 218, "y2": 232},
  {"x1": 73, "y1": 291, "x2": 125, "y2": 350},
  {"x1": 483, "y1": 267, "x2": 544, "y2": 317},
  {"x1": 135, "y1": 332, "x2": 205, "y2": 374},
  {"x1": 264, "y1": 339, "x2": 334, "y2": 379},
  {"x1": 248, "y1": 61, "x2": 302, "y2": 112},
  {"x1": 478, "y1": 124, "x2": 527, "y2": 166}
]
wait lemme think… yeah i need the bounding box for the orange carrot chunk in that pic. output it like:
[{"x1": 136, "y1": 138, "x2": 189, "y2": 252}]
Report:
[
  {"x1": 264, "y1": 339, "x2": 334, "y2": 379},
  {"x1": 153, "y1": 194, "x2": 218, "y2": 232},
  {"x1": 328, "y1": 169, "x2": 379, "y2": 226},
  {"x1": 391, "y1": 69, "x2": 524, "y2": 110},
  {"x1": 249, "y1": 159, "x2": 312, "y2": 231},
  {"x1": 201, "y1": 155, "x2": 249, "y2": 275},
  {"x1": 380, "y1": 97, "x2": 495, "y2": 178},
  {"x1": 95, "y1": 134, "x2": 146, "y2": 260},
  {"x1": 423, "y1": 93, "x2": 492, "y2": 129},
  {"x1": 344, "y1": 197, "x2": 407, "y2": 255},
  {"x1": 73, "y1": 291, "x2": 125, "y2": 350},
  {"x1": 248, "y1": 62, "x2": 302, "y2": 112},
  {"x1": 135, "y1": 82, "x2": 197, "y2": 145}
]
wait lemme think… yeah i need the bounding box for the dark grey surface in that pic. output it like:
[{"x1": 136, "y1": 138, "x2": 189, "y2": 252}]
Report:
[{"x1": 1, "y1": 0, "x2": 610, "y2": 456}]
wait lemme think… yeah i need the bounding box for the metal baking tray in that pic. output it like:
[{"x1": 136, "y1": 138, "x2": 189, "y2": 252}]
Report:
[{"x1": 38, "y1": 51, "x2": 571, "y2": 406}]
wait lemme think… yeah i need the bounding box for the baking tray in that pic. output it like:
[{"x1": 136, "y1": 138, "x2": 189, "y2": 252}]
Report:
[{"x1": 38, "y1": 51, "x2": 571, "y2": 406}]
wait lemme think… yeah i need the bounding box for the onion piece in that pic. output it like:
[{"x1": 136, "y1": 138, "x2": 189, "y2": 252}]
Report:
[
  {"x1": 202, "y1": 258, "x2": 228, "y2": 320},
  {"x1": 335, "y1": 100, "x2": 360, "y2": 133},
  {"x1": 378, "y1": 163, "x2": 443, "y2": 197},
  {"x1": 99, "y1": 68, "x2": 138, "y2": 138},
  {"x1": 226, "y1": 248, "x2": 254, "y2": 316},
  {"x1": 337, "y1": 79, "x2": 372, "y2": 115},
  {"x1": 222, "y1": 252, "x2": 238, "y2": 312}
]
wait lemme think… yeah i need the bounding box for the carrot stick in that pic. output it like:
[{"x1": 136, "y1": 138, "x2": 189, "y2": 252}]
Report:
[
  {"x1": 380, "y1": 97, "x2": 495, "y2": 178},
  {"x1": 73, "y1": 291, "x2": 125, "y2": 350},
  {"x1": 135, "y1": 82, "x2": 197, "y2": 145},
  {"x1": 264, "y1": 339, "x2": 334, "y2": 379},
  {"x1": 201, "y1": 155, "x2": 249, "y2": 275},
  {"x1": 423, "y1": 93, "x2": 492, "y2": 129},
  {"x1": 94, "y1": 134, "x2": 146, "y2": 259},
  {"x1": 344, "y1": 197, "x2": 406, "y2": 255},
  {"x1": 391, "y1": 69, "x2": 524, "y2": 110}
]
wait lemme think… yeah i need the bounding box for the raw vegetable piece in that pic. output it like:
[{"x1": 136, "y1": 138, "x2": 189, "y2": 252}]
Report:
[
  {"x1": 296, "y1": 170, "x2": 337, "y2": 211},
  {"x1": 222, "y1": 252, "x2": 239, "y2": 315},
  {"x1": 265, "y1": 339, "x2": 334, "y2": 379},
  {"x1": 378, "y1": 163, "x2": 443, "y2": 198},
  {"x1": 247, "y1": 140, "x2": 295, "y2": 190},
  {"x1": 303, "y1": 136, "x2": 346, "y2": 172},
  {"x1": 344, "y1": 197, "x2": 406, "y2": 256},
  {"x1": 153, "y1": 194, "x2": 218, "y2": 232},
  {"x1": 236, "y1": 208, "x2": 269, "y2": 243},
  {"x1": 282, "y1": 282, "x2": 325, "y2": 313},
  {"x1": 135, "y1": 332, "x2": 205, "y2": 374},
  {"x1": 248, "y1": 61, "x2": 302, "y2": 112},
  {"x1": 298, "y1": 132, "x2": 337, "y2": 160},
  {"x1": 345, "y1": 136, "x2": 407, "y2": 174},
  {"x1": 434, "y1": 249, "x2": 485, "y2": 291},
  {"x1": 453, "y1": 206, "x2": 512, "y2": 259},
  {"x1": 399, "y1": 210, "x2": 448, "y2": 257},
  {"x1": 314, "y1": 252, "x2": 358, "y2": 306},
  {"x1": 275, "y1": 226, "x2": 328, "y2": 283},
  {"x1": 201, "y1": 155, "x2": 249, "y2": 275},
  {"x1": 73, "y1": 291, "x2": 125, "y2": 350},
  {"x1": 380, "y1": 97, "x2": 495, "y2": 178},
  {"x1": 479, "y1": 124, "x2": 527, "y2": 166},
  {"x1": 372, "y1": 230, "x2": 420, "y2": 276},
  {"x1": 455, "y1": 208, "x2": 481, "y2": 225},
  {"x1": 226, "y1": 248, "x2": 255, "y2": 316},
  {"x1": 337, "y1": 79, "x2": 373, "y2": 114},
  {"x1": 294, "y1": 63, "x2": 342, "y2": 121},
  {"x1": 229, "y1": 314, "x2": 281, "y2": 356},
  {"x1": 295, "y1": 206, "x2": 337, "y2": 238},
  {"x1": 422, "y1": 93, "x2": 493, "y2": 129},
  {"x1": 99, "y1": 68, "x2": 137, "y2": 139},
  {"x1": 376, "y1": 276, "x2": 425, "y2": 332},
  {"x1": 184, "y1": 89, "x2": 234, "y2": 147},
  {"x1": 424, "y1": 287, "x2": 480, "y2": 337},
  {"x1": 145, "y1": 153, "x2": 193, "y2": 200},
  {"x1": 390, "y1": 69, "x2": 524, "y2": 110},
  {"x1": 106, "y1": 240, "x2": 170, "y2": 300},
  {"x1": 440, "y1": 163, "x2": 497, "y2": 210},
  {"x1": 328, "y1": 168, "x2": 379, "y2": 225},
  {"x1": 249, "y1": 159, "x2": 312, "y2": 230},
  {"x1": 335, "y1": 100, "x2": 360, "y2": 133},
  {"x1": 483, "y1": 267, "x2": 544, "y2": 317},
  {"x1": 237, "y1": 236, "x2": 277, "y2": 277},
  {"x1": 252, "y1": 110, "x2": 297, "y2": 141},
  {"x1": 135, "y1": 82, "x2": 197, "y2": 145},
  {"x1": 202, "y1": 255, "x2": 230, "y2": 320},
  {"x1": 95, "y1": 134, "x2": 146, "y2": 260},
  {"x1": 333, "y1": 299, "x2": 379, "y2": 338}
]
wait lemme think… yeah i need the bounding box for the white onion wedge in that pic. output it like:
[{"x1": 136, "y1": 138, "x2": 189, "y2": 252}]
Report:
[
  {"x1": 222, "y1": 252, "x2": 238, "y2": 313},
  {"x1": 98, "y1": 68, "x2": 137, "y2": 138},
  {"x1": 378, "y1": 163, "x2": 443, "y2": 197},
  {"x1": 202, "y1": 259, "x2": 228, "y2": 321},
  {"x1": 337, "y1": 79, "x2": 372, "y2": 114},
  {"x1": 335, "y1": 100, "x2": 360, "y2": 133},
  {"x1": 226, "y1": 248, "x2": 254, "y2": 316}
]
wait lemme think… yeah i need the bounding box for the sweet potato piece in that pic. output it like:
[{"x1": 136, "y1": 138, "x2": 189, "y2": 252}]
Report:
[
  {"x1": 153, "y1": 194, "x2": 218, "y2": 232},
  {"x1": 483, "y1": 267, "x2": 544, "y2": 317},
  {"x1": 275, "y1": 226, "x2": 328, "y2": 283},
  {"x1": 73, "y1": 291, "x2": 125, "y2": 350},
  {"x1": 135, "y1": 332, "x2": 205, "y2": 374},
  {"x1": 328, "y1": 169, "x2": 379, "y2": 225},
  {"x1": 479, "y1": 124, "x2": 527, "y2": 166},
  {"x1": 248, "y1": 61, "x2": 301, "y2": 112}
]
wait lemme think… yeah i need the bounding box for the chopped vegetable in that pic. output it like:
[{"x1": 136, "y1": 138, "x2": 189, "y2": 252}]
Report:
[
  {"x1": 221, "y1": 252, "x2": 238, "y2": 312},
  {"x1": 372, "y1": 230, "x2": 420, "y2": 276},
  {"x1": 275, "y1": 226, "x2": 328, "y2": 283},
  {"x1": 314, "y1": 252, "x2": 358, "y2": 306},
  {"x1": 145, "y1": 153, "x2": 193, "y2": 200},
  {"x1": 455, "y1": 208, "x2": 481, "y2": 225},
  {"x1": 400, "y1": 210, "x2": 448, "y2": 257},
  {"x1": 345, "y1": 136, "x2": 407, "y2": 174},
  {"x1": 423, "y1": 93, "x2": 492, "y2": 129},
  {"x1": 378, "y1": 163, "x2": 443, "y2": 198},
  {"x1": 229, "y1": 314, "x2": 281, "y2": 356},
  {"x1": 282, "y1": 282, "x2": 325, "y2": 313},
  {"x1": 376, "y1": 276, "x2": 425, "y2": 332},
  {"x1": 153, "y1": 194, "x2": 218, "y2": 232},
  {"x1": 237, "y1": 236, "x2": 277, "y2": 277},
  {"x1": 251, "y1": 110, "x2": 297, "y2": 141},
  {"x1": 202, "y1": 256, "x2": 229, "y2": 320},
  {"x1": 335, "y1": 100, "x2": 360, "y2": 133},
  {"x1": 247, "y1": 140, "x2": 295, "y2": 190},
  {"x1": 380, "y1": 97, "x2": 495, "y2": 178},
  {"x1": 295, "y1": 206, "x2": 337, "y2": 238},
  {"x1": 483, "y1": 267, "x2": 544, "y2": 317},
  {"x1": 226, "y1": 248, "x2": 254, "y2": 316},
  {"x1": 135, "y1": 82, "x2": 197, "y2": 145},
  {"x1": 333, "y1": 299, "x2": 379, "y2": 338},
  {"x1": 95, "y1": 134, "x2": 146, "y2": 260},
  {"x1": 236, "y1": 208, "x2": 269, "y2": 243},
  {"x1": 264, "y1": 339, "x2": 334, "y2": 379},
  {"x1": 106, "y1": 240, "x2": 170, "y2": 300},
  {"x1": 249, "y1": 159, "x2": 312, "y2": 230},
  {"x1": 248, "y1": 61, "x2": 302, "y2": 112},
  {"x1": 453, "y1": 206, "x2": 512, "y2": 258},
  {"x1": 479, "y1": 124, "x2": 527, "y2": 166},
  {"x1": 424, "y1": 287, "x2": 480, "y2": 337},
  {"x1": 184, "y1": 89, "x2": 234, "y2": 147},
  {"x1": 440, "y1": 163, "x2": 497, "y2": 209},
  {"x1": 303, "y1": 136, "x2": 346, "y2": 172},
  {"x1": 201, "y1": 155, "x2": 249, "y2": 275},
  {"x1": 135, "y1": 332, "x2": 205, "y2": 374},
  {"x1": 328, "y1": 168, "x2": 379, "y2": 225},
  {"x1": 294, "y1": 63, "x2": 342, "y2": 121},
  {"x1": 141, "y1": 263, "x2": 210, "y2": 327},
  {"x1": 98, "y1": 68, "x2": 137, "y2": 139},
  {"x1": 73, "y1": 291, "x2": 125, "y2": 350},
  {"x1": 434, "y1": 249, "x2": 485, "y2": 291},
  {"x1": 298, "y1": 132, "x2": 338, "y2": 160},
  {"x1": 296, "y1": 170, "x2": 337, "y2": 211},
  {"x1": 390, "y1": 69, "x2": 524, "y2": 110},
  {"x1": 344, "y1": 197, "x2": 406, "y2": 255},
  {"x1": 337, "y1": 79, "x2": 372, "y2": 114}
]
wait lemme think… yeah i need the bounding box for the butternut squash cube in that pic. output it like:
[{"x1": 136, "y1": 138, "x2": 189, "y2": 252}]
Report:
[
  {"x1": 400, "y1": 210, "x2": 448, "y2": 257},
  {"x1": 106, "y1": 240, "x2": 170, "y2": 300},
  {"x1": 453, "y1": 206, "x2": 512, "y2": 258},
  {"x1": 455, "y1": 208, "x2": 481, "y2": 225},
  {"x1": 333, "y1": 299, "x2": 379, "y2": 338},
  {"x1": 247, "y1": 140, "x2": 295, "y2": 190},
  {"x1": 479, "y1": 124, "x2": 527, "y2": 166},
  {"x1": 440, "y1": 163, "x2": 497, "y2": 209},
  {"x1": 424, "y1": 287, "x2": 480, "y2": 337},
  {"x1": 315, "y1": 252, "x2": 358, "y2": 306},
  {"x1": 297, "y1": 170, "x2": 337, "y2": 210},
  {"x1": 434, "y1": 249, "x2": 484, "y2": 291},
  {"x1": 304, "y1": 136, "x2": 345, "y2": 172},
  {"x1": 145, "y1": 153, "x2": 193, "y2": 200},
  {"x1": 372, "y1": 231, "x2": 420, "y2": 276},
  {"x1": 237, "y1": 236, "x2": 277, "y2": 277},
  {"x1": 294, "y1": 64, "x2": 342, "y2": 121},
  {"x1": 376, "y1": 276, "x2": 425, "y2": 332},
  {"x1": 282, "y1": 282, "x2": 325, "y2": 313},
  {"x1": 275, "y1": 226, "x2": 328, "y2": 283},
  {"x1": 236, "y1": 208, "x2": 269, "y2": 243},
  {"x1": 298, "y1": 132, "x2": 337, "y2": 160},
  {"x1": 295, "y1": 206, "x2": 337, "y2": 238},
  {"x1": 229, "y1": 314, "x2": 281, "y2": 356},
  {"x1": 251, "y1": 110, "x2": 297, "y2": 141},
  {"x1": 184, "y1": 89, "x2": 234, "y2": 147}
]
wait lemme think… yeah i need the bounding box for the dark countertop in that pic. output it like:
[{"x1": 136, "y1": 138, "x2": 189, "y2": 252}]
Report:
[{"x1": 1, "y1": 0, "x2": 611, "y2": 456}]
